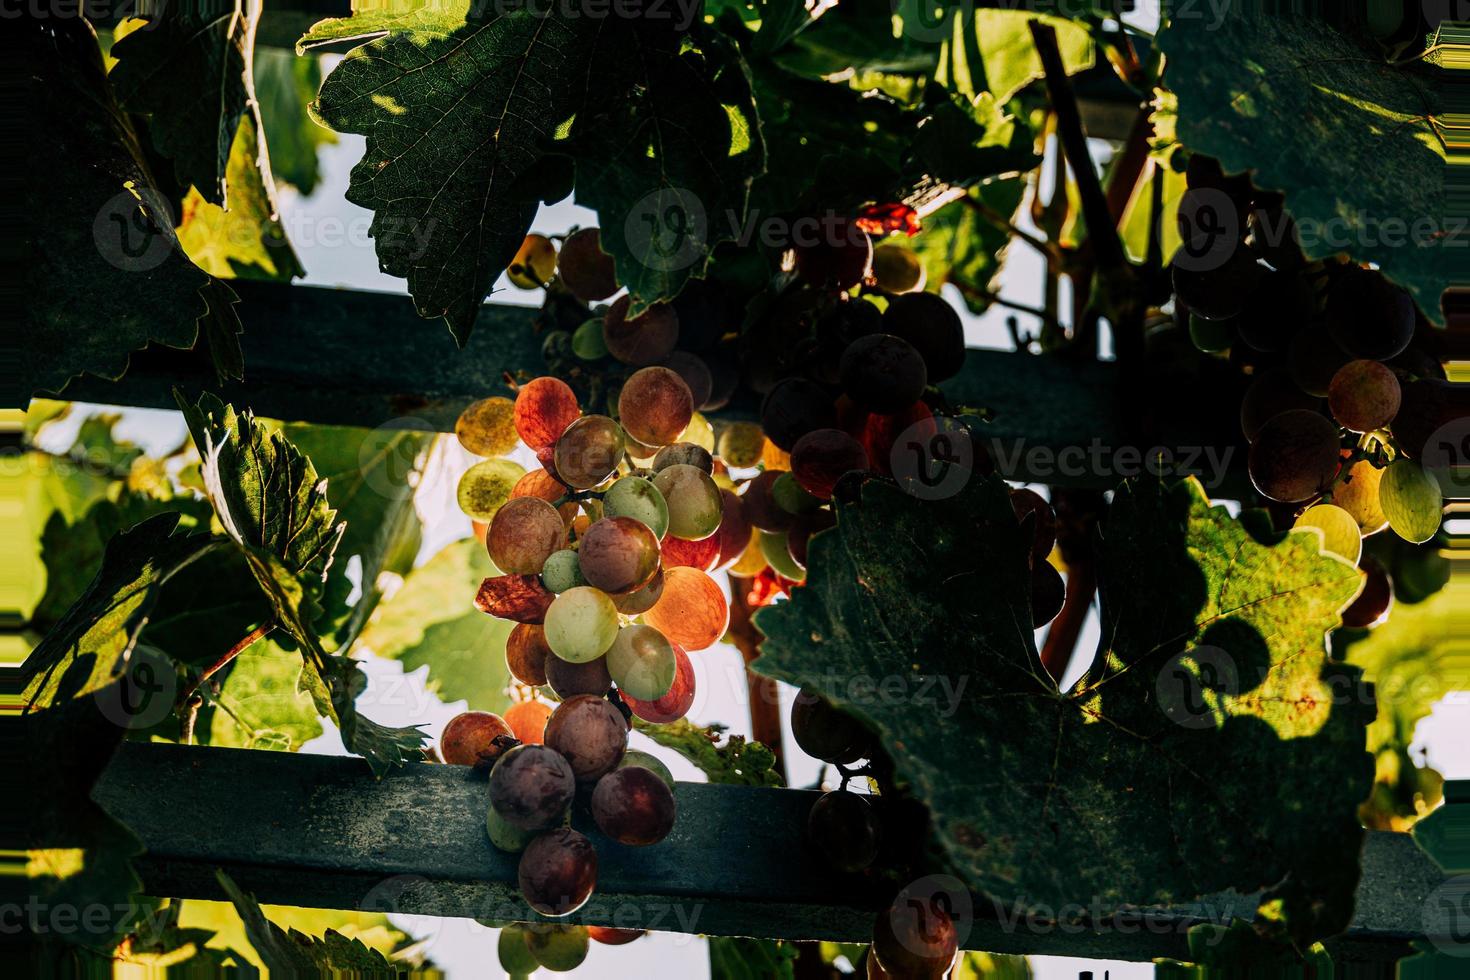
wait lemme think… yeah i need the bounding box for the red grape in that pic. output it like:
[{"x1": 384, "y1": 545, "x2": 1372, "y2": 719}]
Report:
[
  {"x1": 545, "y1": 653, "x2": 612, "y2": 700},
  {"x1": 558, "y1": 228, "x2": 618, "y2": 302},
  {"x1": 742, "y1": 469, "x2": 795, "y2": 532},
  {"x1": 792, "y1": 216, "x2": 872, "y2": 290},
  {"x1": 881, "y1": 293, "x2": 965, "y2": 382},
  {"x1": 515, "y1": 377, "x2": 581, "y2": 450},
  {"x1": 761, "y1": 378, "x2": 838, "y2": 451},
  {"x1": 489, "y1": 744, "x2": 576, "y2": 830},
  {"x1": 544, "y1": 694, "x2": 629, "y2": 783},
  {"x1": 518, "y1": 827, "x2": 598, "y2": 916},
  {"x1": 872, "y1": 892, "x2": 957, "y2": 980},
  {"x1": 642, "y1": 566, "x2": 728, "y2": 650},
  {"x1": 554, "y1": 415, "x2": 625, "y2": 489},
  {"x1": 1247, "y1": 409, "x2": 1342, "y2": 503},
  {"x1": 506, "y1": 624, "x2": 552, "y2": 686},
  {"x1": 488, "y1": 496, "x2": 566, "y2": 574},
  {"x1": 588, "y1": 926, "x2": 643, "y2": 945},
  {"x1": 604, "y1": 296, "x2": 679, "y2": 366},
  {"x1": 714, "y1": 489, "x2": 753, "y2": 570},
  {"x1": 623, "y1": 642, "x2": 694, "y2": 724},
  {"x1": 841, "y1": 334, "x2": 928, "y2": 414},
  {"x1": 790, "y1": 687, "x2": 871, "y2": 764},
  {"x1": 505, "y1": 700, "x2": 552, "y2": 744},
  {"x1": 439, "y1": 711, "x2": 515, "y2": 769},
  {"x1": 662, "y1": 531, "x2": 720, "y2": 571},
  {"x1": 619, "y1": 366, "x2": 694, "y2": 445},
  {"x1": 613, "y1": 568, "x2": 664, "y2": 615},
  {"x1": 788, "y1": 508, "x2": 835, "y2": 567},
  {"x1": 791, "y1": 428, "x2": 869, "y2": 501},
  {"x1": 807, "y1": 791, "x2": 882, "y2": 872},
  {"x1": 475, "y1": 574, "x2": 556, "y2": 624},
  {"x1": 1328, "y1": 359, "x2": 1401, "y2": 433},
  {"x1": 590, "y1": 766, "x2": 677, "y2": 846},
  {"x1": 577, "y1": 516, "x2": 661, "y2": 595}
]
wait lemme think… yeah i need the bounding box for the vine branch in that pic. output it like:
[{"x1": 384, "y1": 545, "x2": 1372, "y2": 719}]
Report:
[{"x1": 177, "y1": 622, "x2": 275, "y2": 707}]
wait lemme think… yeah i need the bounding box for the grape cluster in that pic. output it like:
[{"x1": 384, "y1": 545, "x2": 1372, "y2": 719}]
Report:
[{"x1": 1173, "y1": 155, "x2": 1448, "y2": 629}]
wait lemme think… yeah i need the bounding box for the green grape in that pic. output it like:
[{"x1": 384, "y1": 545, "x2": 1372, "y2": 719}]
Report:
[
  {"x1": 571, "y1": 318, "x2": 610, "y2": 360},
  {"x1": 526, "y1": 925, "x2": 590, "y2": 972},
  {"x1": 760, "y1": 530, "x2": 807, "y2": 582},
  {"x1": 544, "y1": 586, "x2": 620, "y2": 662},
  {"x1": 455, "y1": 396, "x2": 519, "y2": 457},
  {"x1": 607, "y1": 624, "x2": 677, "y2": 701},
  {"x1": 487, "y1": 806, "x2": 538, "y2": 854},
  {"x1": 456, "y1": 458, "x2": 527, "y2": 521},
  {"x1": 541, "y1": 549, "x2": 586, "y2": 593},
  {"x1": 717, "y1": 421, "x2": 765, "y2": 468},
  {"x1": 871, "y1": 243, "x2": 925, "y2": 294},
  {"x1": 498, "y1": 926, "x2": 540, "y2": 973},
  {"x1": 618, "y1": 749, "x2": 675, "y2": 789},
  {"x1": 1188, "y1": 312, "x2": 1236, "y2": 354},
  {"x1": 1293, "y1": 503, "x2": 1362, "y2": 564},
  {"x1": 554, "y1": 415, "x2": 625, "y2": 489},
  {"x1": 652, "y1": 463, "x2": 723, "y2": 540},
  {"x1": 772, "y1": 471, "x2": 821, "y2": 516},
  {"x1": 1379, "y1": 459, "x2": 1443, "y2": 544},
  {"x1": 603, "y1": 476, "x2": 670, "y2": 538}
]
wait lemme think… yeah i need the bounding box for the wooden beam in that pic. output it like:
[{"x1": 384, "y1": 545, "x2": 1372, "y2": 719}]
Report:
[{"x1": 92, "y1": 742, "x2": 1441, "y2": 963}]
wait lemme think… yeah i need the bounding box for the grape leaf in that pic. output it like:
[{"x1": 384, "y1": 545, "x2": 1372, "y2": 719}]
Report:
[
  {"x1": 203, "y1": 641, "x2": 325, "y2": 751},
  {"x1": 770, "y1": 0, "x2": 939, "y2": 78},
  {"x1": 709, "y1": 936, "x2": 797, "y2": 980},
  {"x1": 176, "y1": 115, "x2": 305, "y2": 282},
  {"x1": 1158, "y1": 14, "x2": 1455, "y2": 322},
  {"x1": 355, "y1": 538, "x2": 514, "y2": 713},
  {"x1": 176, "y1": 392, "x2": 425, "y2": 775},
  {"x1": 22, "y1": 16, "x2": 241, "y2": 397},
  {"x1": 23, "y1": 513, "x2": 222, "y2": 711},
  {"x1": 255, "y1": 49, "x2": 338, "y2": 195},
  {"x1": 308, "y1": 6, "x2": 592, "y2": 343},
  {"x1": 571, "y1": 24, "x2": 765, "y2": 309},
  {"x1": 909, "y1": 178, "x2": 1025, "y2": 313},
  {"x1": 634, "y1": 718, "x2": 783, "y2": 787},
  {"x1": 921, "y1": 5, "x2": 1096, "y2": 104},
  {"x1": 109, "y1": 1, "x2": 261, "y2": 206},
  {"x1": 755, "y1": 473, "x2": 1373, "y2": 946}
]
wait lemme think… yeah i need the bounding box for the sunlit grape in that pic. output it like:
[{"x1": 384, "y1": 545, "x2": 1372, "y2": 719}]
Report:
[
  {"x1": 508, "y1": 233, "x2": 557, "y2": 289},
  {"x1": 652, "y1": 442, "x2": 713, "y2": 474},
  {"x1": 439, "y1": 711, "x2": 515, "y2": 769},
  {"x1": 541, "y1": 548, "x2": 586, "y2": 593},
  {"x1": 604, "y1": 296, "x2": 679, "y2": 366},
  {"x1": 455, "y1": 396, "x2": 518, "y2": 457},
  {"x1": 662, "y1": 531, "x2": 719, "y2": 571},
  {"x1": 558, "y1": 227, "x2": 617, "y2": 302},
  {"x1": 682, "y1": 411, "x2": 716, "y2": 453},
  {"x1": 457, "y1": 458, "x2": 527, "y2": 521},
  {"x1": 714, "y1": 489, "x2": 753, "y2": 570},
  {"x1": 498, "y1": 927, "x2": 539, "y2": 973},
  {"x1": 602, "y1": 475, "x2": 670, "y2": 538},
  {"x1": 1379, "y1": 458, "x2": 1443, "y2": 544},
  {"x1": 1293, "y1": 504, "x2": 1362, "y2": 564},
  {"x1": 544, "y1": 586, "x2": 620, "y2": 662},
  {"x1": 623, "y1": 643, "x2": 695, "y2": 724},
  {"x1": 506, "y1": 624, "x2": 551, "y2": 686},
  {"x1": 607, "y1": 624, "x2": 676, "y2": 701},
  {"x1": 643, "y1": 566, "x2": 727, "y2": 650},
  {"x1": 653, "y1": 464, "x2": 723, "y2": 540},
  {"x1": 504, "y1": 700, "x2": 552, "y2": 744},
  {"x1": 1332, "y1": 460, "x2": 1388, "y2": 535},
  {"x1": 591, "y1": 766, "x2": 676, "y2": 846},
  {"x1": 619, "y1": 366, "x2": 694, "y2": 446},
  {"x1": 544, "y1": 694, "x2": 628, "y2": 783},
  {"x1": 718, "y1": 422, "x2": 766, "y2": 468},
  {"x1": 526, "y1": 925, "x2": 590, "y2": 971},
  {"x1": 871, "y1": 243, "x2": 925, "y2": 294},
  {"x1": 554, "y1": 415, "x2": 625, "y2": 489},
  {"x1": 518, "y1": 827, "x2": 598, "y2": 916},
  {"x1": 515, "y1": 377, "x2": 581, "y2": 450},
  {"x1": 760, "y1": 531, "x2": 806, "y2": 582},
  {"x1": 488, "y1": 496, "x2": 566, "y2": 575}
]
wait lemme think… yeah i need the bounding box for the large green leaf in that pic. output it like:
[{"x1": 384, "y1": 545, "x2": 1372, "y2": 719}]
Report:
[
  {"x1": 755, "y1": 473, "x2": 1373, "y2": 946},
  {"x1": 177, "y1": 392, "x2": 424, "y2": 775},
  {"x1": 571, "y1": 24, "x2": 765, "y2": 308},
  {"x1": 110, "y1": 2, "x2": 260, "y2": 206},
  {"x1": 203, "y1": 641, "x2": 325, "y2": 751},
  {"x1": 355, "y1": 538, "x2": 514, "y2": 713},
  {"x1": 22, "y1": 16, "x2": 241, "y2": 397},
  {"x1": 307, "y1": 5, "x2": 590, "y2": 343},
  {"x1": 923, "y1": 6, "x2": 1095, "y2": 104},
  {"x1": 1158, "y1": 14, "x2": 1454, "y2": 322},
  {"x1": 771, "y1": 0, "x2": 938, "y2": 78}
]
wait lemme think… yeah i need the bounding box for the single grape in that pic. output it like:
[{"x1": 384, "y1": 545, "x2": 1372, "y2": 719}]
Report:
[
  {"x1": 603, "y1": 475, "x2": 670, "y2": 538},
  {"x1": 760, "y1": 531, "x2": 807, "y2": 582},
  {"x1": 1293, "y1": 503, "x2": 1362, "y2": 564},
  {"x1": 623, "y1": 643, "x2": 695, "y2": 723},
  {"x1": 624, "y1": 431, "x2": 659, "y2": 464},
  {"x1": 1341, "y1": 555, "x2": 1393, "y2": 628},
  {"x1": 590, "y1": 765, "x2": 677, "y2": 846},
  {"x1": 617, "y1": 749, "x2": 675, "y2": 789},
  {"x1": 652, "y1": 463, "x2": 724, "y2": 540},
  {"x1": 718, "y1": 422, "x2": 766, "y2": 468},
  {"x1": 652, "y1": 442, "x2": 713, "y2": 474},
  {"x1": 1010, "y1": 488, "x2": 1057, "y2": 563},
  {"x1": 440, "y1": 711, "x2": 516, "y2": 769},
  {"x1": 545, "y1": 652, "x2": 612, "y2": 700},
  {"x1": 662, "y1": 351, "x2": 714, "y2": 410},
  {"x1": 1030, "y1": 560, "x2": 1065, "y2": 627},
  {"x1": 613, "y1": 567, "x2": 664, "y2": 615},
  {"x1": 1327, "y1": 359, "x2": 1401, "y2": 433},
  {"x1": 728, "y1": 526, "x2": 768, "y2": 577},
  {"x1": 714, "y1": 489, "x2": 754, "y2": 570},
  {"x1": 489, "y1": 744, "x2": 576, "y2": 831},
  {"x1": 571, "y1": 318, "x2": 610, "y2": 360},
  {"x1": 1287, "y1": 325, "x2": 1352, "y2": 397},
  {"x1": 792, "y1": 216, "x2": 872, "y2": 290},
  {"x1": 526, "y1": 924, "x2": 590, "y2": 971},
  {"x1": 871, "y1": 244, "x2": 925, "y2": 294},
  {"x1": 457, "y1": 458, "x2": 527, "y2": 521},
  {"x1": 1378, "y1": 458, "x2": 1443, "y2": 544},
  {"x1": 790, "y1": 687, "x2": 872, "y2": 764},
  {"x1": 1240, "y1": 370, "x2": 1319, "y2": 443},
  {"x1": 513, "y1": 468, "x2": 574, "y2": 517},
  {"x1": 661, "y1": 531, "x2": 720, "y2": 571},
  {"x1": 742, "y1": 469, "x2": 795, "y2": 532},
  {"x1": 761, "y1": 378, "x2": 837, "y2": 451},
  {"x1": 841, "y1": 334, "x2": 928, "y2": 414},
  {"x1": 506, "y1": 624, "x2": 552, "y2": 686},
  {"x1": 544, "y1": 694, "x2": 628, "y2": 783},
  {"x1": 518, "y1": 827, "x2": 598, "y2": 916},
  {"x1": 682, "y1": 411, "x2": 715, "y2": 453},
  {"x1": 791, "y1": 428, "x2": 869, "y2": 501},
  {"x1": 1188, "y1": 312, "x2": 1236, "y2": 354},
  {"x1": 504, "y1": 700, "x2": 553, "y2": 744},
  {"x1": 807, "y1": 791, "x2": 882, "y2": 873},
  {"x1": 772, "y1": 471, "x2": 821, "y2": 516},
  {"x1": 619, "y1": 366, "x2": 694, "y2": 446},
  {"x1": 498, "y1": 926, "x2": 540, "y2": 973},
  {"x1": 871, "y1": 892, "x2": 957, "y2": 980},
  {"x1": 488, "y1": 496, "x2": 566, "y2": 575},
  {"x1": 1326, "y1": 266, "x2": 1415, "y2": 361},
  {"x1": 487, "y1": 805, "x2": 538, "y2": 854},
  {"x1": 554, "y1": 415, "x2": 625, "y2": 489},
  {"x1": 607, "y1": 624, "x2": 677, "y2": 701},
  {"x1": 1170, "y1": 241, "x2": 1263, "y2": 321},
  {"x1": 1247, "y1": 409, "x2": 1342, "y2": 503},
  {"x1": 515, "y1": 377, "x2": 581, "y2": 451},
  {"x1": 541, "y1": 549, "x2": 586, "y2": 593},
  {"x1": 881, "y1": 292, "x2": 965, "y2": 382},
  {"x1": 577, "y1": 517, "x2": 661, "y2": 595},
  {"x1": 643, "y1": 566, "x2": 728, "y2": 650},
  {"x1": 544, "y1": 586, "x2": 620, "y2": 662},
  {"x1": 1332, "y1": 460, "x2": 1388, "y2": 535},
  {"x1": 604, "y1": 296, "x2": 680, "y2": 366},
  {"x1": 587, "y1": 926, "x2": 644, "y2": 945},
  {"x1": 455, "y1": 396, "x2": 518, "y2": 457},
  {"x1": 508, "y1": 233, "x2": 557, "y2": 289},
  {"x1": 558, "y1": 227, "x2": 617, "y2": 302}
]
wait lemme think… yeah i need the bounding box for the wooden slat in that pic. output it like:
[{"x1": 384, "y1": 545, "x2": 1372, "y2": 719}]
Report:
[{"x1": 92, "y1": 742, "x2": 1440, "y2": 963}]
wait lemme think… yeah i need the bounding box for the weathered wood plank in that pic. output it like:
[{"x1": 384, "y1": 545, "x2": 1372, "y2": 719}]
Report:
[{"x1": 92, "y1": 742, "x2": 1439, "y2": 962}]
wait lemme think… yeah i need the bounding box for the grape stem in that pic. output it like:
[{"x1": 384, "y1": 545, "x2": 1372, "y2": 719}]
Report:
[
  {"x1": 552, "y1": 489, "x2": 606, "y2": 507},
  {"x1": 176, "y1": 621, "x2": 275, "y2": 707}
]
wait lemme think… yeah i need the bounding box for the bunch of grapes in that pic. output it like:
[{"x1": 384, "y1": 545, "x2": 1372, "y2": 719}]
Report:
[{"x1": 1173, "y1": 155, "x2": 1450, "y2": 630}]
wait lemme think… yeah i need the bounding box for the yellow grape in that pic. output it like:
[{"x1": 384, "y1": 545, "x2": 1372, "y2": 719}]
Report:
[
  {"x1": 455, "y1": 396, "x2": 518, "y2": 457},
  {"x1": 457, "y1": 458, "x2": 527, "y2": 521}
]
